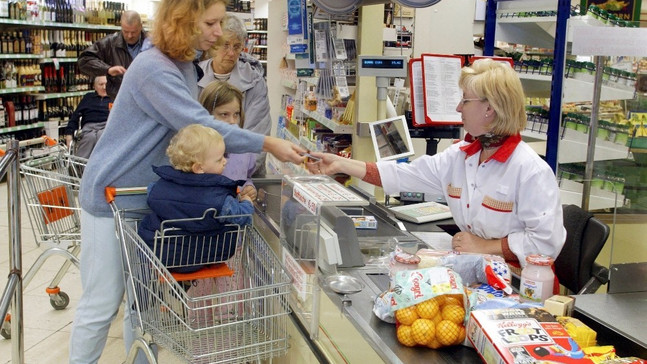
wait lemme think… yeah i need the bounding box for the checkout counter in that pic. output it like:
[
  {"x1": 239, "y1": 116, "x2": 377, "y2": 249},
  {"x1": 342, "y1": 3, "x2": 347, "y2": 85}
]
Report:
[
  {"x1": 252, "y1": 175, "x2": 647, "y2": 363},
  {"x1": 252, "y1": 175, "x2": 481, "y2": 363}
]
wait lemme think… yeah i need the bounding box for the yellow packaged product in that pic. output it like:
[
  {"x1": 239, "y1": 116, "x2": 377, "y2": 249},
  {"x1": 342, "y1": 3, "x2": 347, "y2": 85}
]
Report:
[
  {"x1": 582, "y1": 346, "x2": 617, "y2": 363},
  {"x1": 557, "y1": 316, "x2": 597, "y2": 348}
]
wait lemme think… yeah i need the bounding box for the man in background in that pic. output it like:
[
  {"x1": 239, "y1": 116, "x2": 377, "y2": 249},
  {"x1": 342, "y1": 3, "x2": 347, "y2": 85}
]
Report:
[
  {"x1": 78, "y1": 10, "x2": 147, "y2": 99},
  {"x1": 65, "y1": 76, "x2": 113, "y2": 159}
]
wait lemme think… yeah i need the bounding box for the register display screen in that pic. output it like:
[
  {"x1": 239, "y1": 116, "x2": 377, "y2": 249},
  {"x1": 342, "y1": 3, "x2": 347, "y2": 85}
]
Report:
[{"x1": 361, "y1": 58, "x2": 405, "y2": 69}]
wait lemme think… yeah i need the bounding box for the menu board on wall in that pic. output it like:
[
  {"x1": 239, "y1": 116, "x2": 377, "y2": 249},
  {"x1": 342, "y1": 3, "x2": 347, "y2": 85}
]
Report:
[{"x1": 408, "y1": 54, "x2": 464, "y2": 126}]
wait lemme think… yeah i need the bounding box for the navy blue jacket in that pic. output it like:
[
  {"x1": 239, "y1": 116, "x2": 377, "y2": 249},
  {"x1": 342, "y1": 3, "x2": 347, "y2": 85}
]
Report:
[
  {"x1": 64, "y1": 92, "x2": 113, "y2": 136},
  {"x1": 138, "y1": 165, "x2": 253, "y2": 272}
]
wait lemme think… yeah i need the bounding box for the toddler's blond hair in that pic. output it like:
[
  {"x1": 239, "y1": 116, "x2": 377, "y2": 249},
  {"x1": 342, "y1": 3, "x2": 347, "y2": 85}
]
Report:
[{"x1": 167, "y1": 124, "x2": 224, "y2": 172}]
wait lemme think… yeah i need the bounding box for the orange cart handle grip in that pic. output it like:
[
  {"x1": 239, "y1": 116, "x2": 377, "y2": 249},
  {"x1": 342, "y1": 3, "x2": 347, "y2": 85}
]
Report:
[
  {"x1": 105, "y1": 186, "x2": 148, "y2": 203},
  {"x1": 105, "y1": 187, "x2": 117, "y2": 203}
]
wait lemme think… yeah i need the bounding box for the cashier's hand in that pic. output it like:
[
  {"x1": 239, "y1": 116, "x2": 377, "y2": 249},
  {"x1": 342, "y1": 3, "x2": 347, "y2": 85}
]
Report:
[
  {"x1": 263, "y1": 136, "x2": 306, "y2": 164},
  {"x1": 305, "y1": 152, "x2": 342, "y2": 175},
  {"x1": 452, "y1": 231, "x2": 502, "y2": 256},
  {"x1": 239, "y1": 185, "x2": 257, "y2": 202}
]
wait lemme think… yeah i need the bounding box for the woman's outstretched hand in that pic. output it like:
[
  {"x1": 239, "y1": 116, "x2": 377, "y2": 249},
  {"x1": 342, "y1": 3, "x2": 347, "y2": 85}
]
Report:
[{"x1": 263, "y1": 136, "x2": 307, "y2": 164}]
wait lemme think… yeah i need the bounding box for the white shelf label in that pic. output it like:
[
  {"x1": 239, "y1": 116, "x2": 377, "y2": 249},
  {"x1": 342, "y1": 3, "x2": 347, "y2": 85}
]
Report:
[{"x1": 571, "y1": 26, "x2": 647, "y2": 57}]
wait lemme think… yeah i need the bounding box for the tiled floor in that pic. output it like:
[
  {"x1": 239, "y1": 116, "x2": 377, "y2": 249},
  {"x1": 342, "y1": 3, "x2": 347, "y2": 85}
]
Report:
[{"x1": 0, "y1": 180, "x2": 180, "y2": 363}]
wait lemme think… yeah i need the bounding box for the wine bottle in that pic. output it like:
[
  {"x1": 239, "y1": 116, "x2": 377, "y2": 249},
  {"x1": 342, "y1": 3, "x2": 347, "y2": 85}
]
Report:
[
  {"x1": 0, "y1": 0, "x2": 8, "y2": 19},
  {"x1": 14, "y1": 96, "x2": 23, "y2": 125}
]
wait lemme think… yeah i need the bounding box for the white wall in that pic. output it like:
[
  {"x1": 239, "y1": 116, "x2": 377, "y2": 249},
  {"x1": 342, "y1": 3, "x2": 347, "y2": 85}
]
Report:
[{"x1": 412, "y1": 0, "x2": 476, "y2": 57}]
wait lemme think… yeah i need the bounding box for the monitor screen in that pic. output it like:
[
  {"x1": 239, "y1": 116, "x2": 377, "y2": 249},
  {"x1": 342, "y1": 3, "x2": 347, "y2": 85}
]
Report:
[{"x1": 368, "y1": 115, "x2": 415, "y2": 162}]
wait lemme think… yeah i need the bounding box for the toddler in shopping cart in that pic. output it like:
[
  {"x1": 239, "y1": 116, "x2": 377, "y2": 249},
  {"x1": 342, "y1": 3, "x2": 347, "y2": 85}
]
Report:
[{"x1": 138, "y1": 124, "x2": 254, "y2": 274}]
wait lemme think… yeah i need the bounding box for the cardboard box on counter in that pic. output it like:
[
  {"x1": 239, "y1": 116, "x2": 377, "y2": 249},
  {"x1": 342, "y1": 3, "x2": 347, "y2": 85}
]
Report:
[
  {"x1": 349, "y1": 215, "x2": 377, "y2": 229},
  {"x1": 543, "y1": 295, "x2": 575, "y2": 317},
  {"x1": 467, "y1": 307, "x2": 594, "y2": 364}
]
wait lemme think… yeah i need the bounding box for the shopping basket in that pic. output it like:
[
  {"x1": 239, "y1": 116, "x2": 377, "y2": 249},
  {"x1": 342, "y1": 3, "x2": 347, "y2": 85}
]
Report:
[{"x1": 106, "y1": 187, "x2": 291, "y2": 364}]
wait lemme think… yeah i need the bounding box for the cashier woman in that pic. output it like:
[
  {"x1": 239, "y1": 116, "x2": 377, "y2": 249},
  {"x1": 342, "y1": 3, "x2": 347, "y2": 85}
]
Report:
[{"x1": 308, "y1": 58, "x2": 566, "y2": 267}]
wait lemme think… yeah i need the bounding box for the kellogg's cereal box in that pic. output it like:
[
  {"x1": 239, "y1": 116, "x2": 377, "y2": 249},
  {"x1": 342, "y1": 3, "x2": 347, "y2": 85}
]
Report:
[{"x1": 467, "y1": 307, "x2": 594, "y2": 364}]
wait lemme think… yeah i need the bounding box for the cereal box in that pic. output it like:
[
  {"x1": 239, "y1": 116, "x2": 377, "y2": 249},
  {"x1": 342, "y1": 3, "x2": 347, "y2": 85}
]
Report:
[{"x1": 467, "y1": 307, "x2": 594, "y2": 364}]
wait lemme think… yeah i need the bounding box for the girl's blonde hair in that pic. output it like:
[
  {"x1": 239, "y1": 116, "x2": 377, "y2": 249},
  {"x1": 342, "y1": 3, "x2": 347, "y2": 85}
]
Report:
[
  {"x1": 167, "y1": 124, "x2": 224, "y2": 172},
  {"x1": 459, "y1": 58, "x2": 527, "y2": 135},
  {"x1": 152, "y1": 0, "x2": 227, "y2": 62},
  {"x1": 198, "y1": 80, "x2": 245, "y2": 128}
]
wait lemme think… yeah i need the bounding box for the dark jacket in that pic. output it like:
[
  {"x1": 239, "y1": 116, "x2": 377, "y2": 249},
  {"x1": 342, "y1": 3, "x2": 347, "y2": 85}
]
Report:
[
  {"x1": 78, "y1": 30, "x2": 148, "y2": 99},
  {"x1": 64, "y1": 92, "x2": 113, "y2": 135},
  {"x1": 138, "y1": 165, "x2": 253, "y2": 273}
]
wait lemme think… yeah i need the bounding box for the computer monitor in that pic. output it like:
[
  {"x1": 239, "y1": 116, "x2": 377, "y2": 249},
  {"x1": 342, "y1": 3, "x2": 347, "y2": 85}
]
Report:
[{"x1": 368, "y1": 115, "x2": 415, "y2": 162}]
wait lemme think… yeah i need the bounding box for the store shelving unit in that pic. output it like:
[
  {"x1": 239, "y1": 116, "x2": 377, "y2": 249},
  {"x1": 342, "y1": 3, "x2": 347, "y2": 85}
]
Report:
[
  {"x1": 1, "y1": 18, "x2": 119, "y2": 149},
  {"x1": 483, "y1": 0, "x2": 570, "y2": 172},
  {"x1": 271, "y1": 6, "x2": 356, "y2": 174},
  {"x1": 482, "y1": 0, "x2": 640, "y2": 209}
]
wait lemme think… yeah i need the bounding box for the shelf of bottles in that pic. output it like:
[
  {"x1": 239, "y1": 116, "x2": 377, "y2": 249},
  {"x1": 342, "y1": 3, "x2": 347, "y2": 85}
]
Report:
[
  {"x1": 0, "y1": 0, "x2": 121, "y2": 143},
  {"x1": 226, "y1": 0, "x2": 252, "y2": 13},
  {"x1": 248, "y1": 18, "x2": 267, "y2": 65},
  {"x1": 0, "y1": 0, "x2": 125, "y2": 30}
]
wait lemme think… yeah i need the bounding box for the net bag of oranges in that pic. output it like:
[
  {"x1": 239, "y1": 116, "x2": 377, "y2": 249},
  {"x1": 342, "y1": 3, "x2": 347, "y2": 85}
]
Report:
[{"x1": 392, "y1": 267, "x2": 468, "y2": 349}]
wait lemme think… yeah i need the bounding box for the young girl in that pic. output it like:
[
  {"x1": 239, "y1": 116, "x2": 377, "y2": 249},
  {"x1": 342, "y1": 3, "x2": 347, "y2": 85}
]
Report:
[{"x1": 199, "y1": 80, "x2": 258, "y2": 201}]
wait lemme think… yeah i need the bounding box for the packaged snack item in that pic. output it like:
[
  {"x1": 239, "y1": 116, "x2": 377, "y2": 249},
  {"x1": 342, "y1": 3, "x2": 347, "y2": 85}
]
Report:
[
  {"x1": 557, "y1": 316, "x2": 597, "y2": 349},
  {"x1": 388, "y1": 245, "x2": 420, "y2": 286},
  {"x1": 582, "y1": 346, "x2": 617, "y2": 363},
  {"x1": 416, "y1": 249, "x2": 513, "y2": 294},
  {"x1": 373, "y1": 290, "x2": 396, "y2": 324}
]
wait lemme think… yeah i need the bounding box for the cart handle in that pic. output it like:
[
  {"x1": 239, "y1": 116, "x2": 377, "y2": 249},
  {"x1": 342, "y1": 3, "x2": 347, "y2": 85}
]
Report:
[
  {"x1": 0, "y1": 135, "x2": 58, "y2": 157},
  {"x1": 105, "y1": 186, "x2": 148, "y2": 203}
]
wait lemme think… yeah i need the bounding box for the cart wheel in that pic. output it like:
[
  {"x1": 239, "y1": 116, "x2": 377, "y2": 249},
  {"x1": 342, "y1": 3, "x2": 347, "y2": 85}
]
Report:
[
  {"x1": 1, "y1": 321, "x2": 10, "y2": 340},
  {"x1": 50, "y1": 291, "x2": 70, "y2": 310}
]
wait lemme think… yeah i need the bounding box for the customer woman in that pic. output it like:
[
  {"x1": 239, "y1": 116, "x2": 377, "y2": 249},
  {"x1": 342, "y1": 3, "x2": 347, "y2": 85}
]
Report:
[
  {"x1": 308, "y1": 59, "x2": 565, "y2": 267},
  {"x1": 198, "y1": 14, "x2": 271, "y2": 175},
  {"x1": 68, "y1": 1, "x2": 305, "y2": 363}
]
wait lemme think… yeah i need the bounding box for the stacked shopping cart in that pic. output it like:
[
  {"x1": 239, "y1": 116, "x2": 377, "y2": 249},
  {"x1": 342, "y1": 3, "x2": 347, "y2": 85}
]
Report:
[{"x1": 2, "y1": 146, "x2": 87, "y2": 339}]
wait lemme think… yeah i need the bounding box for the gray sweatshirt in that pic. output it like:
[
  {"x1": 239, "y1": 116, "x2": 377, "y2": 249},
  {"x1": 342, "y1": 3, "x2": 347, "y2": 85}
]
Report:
[{"x1": 80, "y1": 46, "x2": 264, "y2": 217}]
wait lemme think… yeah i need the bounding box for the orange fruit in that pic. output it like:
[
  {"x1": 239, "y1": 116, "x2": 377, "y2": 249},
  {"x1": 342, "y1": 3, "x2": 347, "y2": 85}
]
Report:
[
  {"x1": 395, "y1": 306, "x2": 419, "y2": 325},
  {"x1": 436, "y1": 320, "x2": 460, "y2": 346},
  {"x1": 416, "y1": 299, "x2": 440, "y2": 319},
  {"x1": 396, "y1": 325, "x2": 416, "y2": 347},
  {"x1": 427, "y1": 339, "x2": 443, "y2": 349},
  {"x1": 441, "y1": 304, "x2": 466, "y2": 325},
  {"x1": 411, "y1": 318, "x2": 436, "y2": 345},
  {"x1": 443, "y1": 296, "x2": 463, "y2": 308},
  {"x1": 431, "y1": 312, "x2": 443, "y2": 326},
  {"x1": 453, "y1": 326, "x2": 466, "y2": 346},
  {"x1": 432, "y1": 295, "x2": 447, "y2": 306}
]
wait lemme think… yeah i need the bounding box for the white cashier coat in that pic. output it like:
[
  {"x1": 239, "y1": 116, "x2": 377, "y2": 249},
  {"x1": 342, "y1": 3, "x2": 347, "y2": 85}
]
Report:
[{"x1": 377, "y1": 134, "x2": 566, "y2": 267}]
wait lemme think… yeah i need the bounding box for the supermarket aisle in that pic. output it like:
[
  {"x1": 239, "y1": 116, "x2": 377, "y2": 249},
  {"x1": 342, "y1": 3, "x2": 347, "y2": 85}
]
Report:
[{"x1": 0, "y1": 182, "x2": 179, "y2": 364}]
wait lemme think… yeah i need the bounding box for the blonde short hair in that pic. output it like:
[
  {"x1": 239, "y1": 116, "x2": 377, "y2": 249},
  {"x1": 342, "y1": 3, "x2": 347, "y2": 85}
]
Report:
[
  {"x1": 459, "y1": 58, "x2": 527, "y2": 135},
  {"x1": 198, "y1": 80, "x2": 245, "y2": 127},
  {"x1": 167, "y1": 124, "x2": 224, "y2": 172},
  {"x1": 152, "y1": 0, "x2": 227, "y2": 62}
]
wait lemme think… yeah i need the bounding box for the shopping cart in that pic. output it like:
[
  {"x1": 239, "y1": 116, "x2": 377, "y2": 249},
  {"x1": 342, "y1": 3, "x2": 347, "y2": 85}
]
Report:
[
  {"x1": 2, "y1": 145, "x2": 87, "y2": 339},
  {"x1": 106, "y1": 187, "x2": 291, "y2": 364}
]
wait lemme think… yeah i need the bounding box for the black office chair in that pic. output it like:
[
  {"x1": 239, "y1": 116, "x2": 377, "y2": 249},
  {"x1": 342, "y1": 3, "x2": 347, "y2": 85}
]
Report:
[{"x1": 555, "y1": 204, "x2": 611, "y2": 294}]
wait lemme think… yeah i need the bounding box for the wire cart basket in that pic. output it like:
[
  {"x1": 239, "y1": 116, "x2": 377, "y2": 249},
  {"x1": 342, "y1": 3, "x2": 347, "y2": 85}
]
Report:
[
  {"x1": 106, "y1": 187, "x2": 291, "y2": 364},
  {"x1": 2, "y1": 146, "x2": 87, "y2": 339}
]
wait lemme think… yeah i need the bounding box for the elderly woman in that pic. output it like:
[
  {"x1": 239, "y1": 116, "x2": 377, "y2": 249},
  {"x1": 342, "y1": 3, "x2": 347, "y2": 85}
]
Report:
[
  {"x1": 199, "y1": 14, "x2": 270, "y2": 175},
  {"x1": 308, "y1": 59, "x2": 566, "y2": 268}
]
